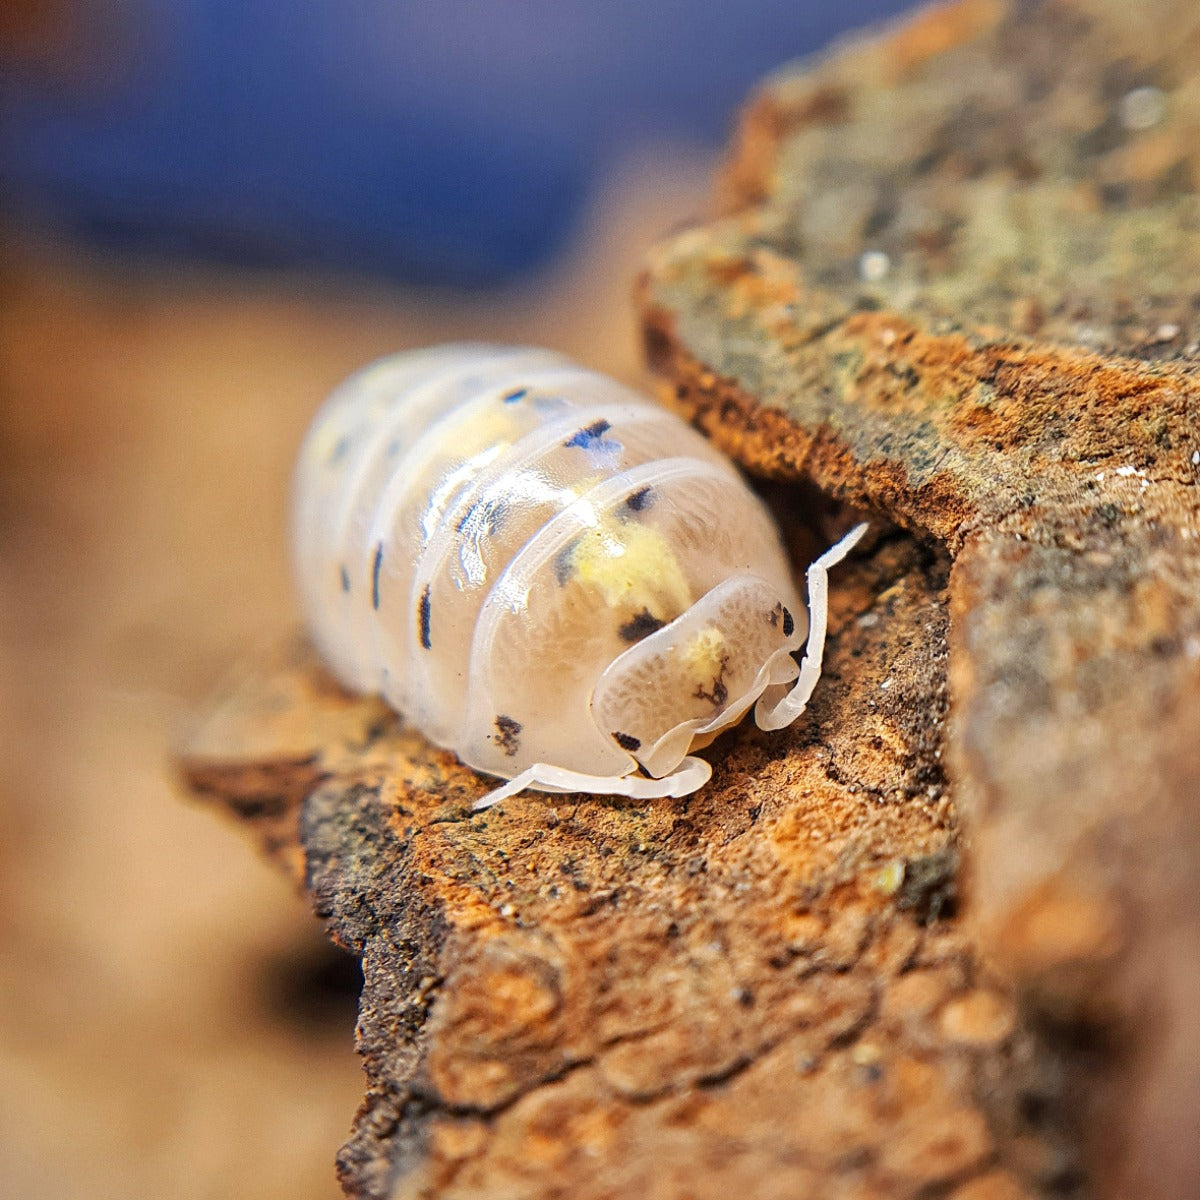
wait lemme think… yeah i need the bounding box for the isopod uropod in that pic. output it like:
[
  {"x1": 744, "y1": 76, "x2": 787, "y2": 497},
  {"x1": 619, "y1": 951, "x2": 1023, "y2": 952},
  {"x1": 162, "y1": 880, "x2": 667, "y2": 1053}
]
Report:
[{"x1": 292, "y1": 343, "x2": 865, "y2": 810}]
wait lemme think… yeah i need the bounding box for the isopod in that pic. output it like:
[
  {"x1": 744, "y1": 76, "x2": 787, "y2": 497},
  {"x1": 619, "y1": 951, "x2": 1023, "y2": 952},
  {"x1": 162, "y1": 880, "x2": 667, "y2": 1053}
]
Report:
[{"x1": 292, "y1": 343, "x2": 865, "y2": 810}]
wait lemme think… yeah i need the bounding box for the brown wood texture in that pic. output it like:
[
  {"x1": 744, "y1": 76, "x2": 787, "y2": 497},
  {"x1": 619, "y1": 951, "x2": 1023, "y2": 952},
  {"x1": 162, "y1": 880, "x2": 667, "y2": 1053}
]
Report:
[
  {"x1": 180, "y1": 1, "x2": 1200, "y2": 1197},
  {"x1": 639, "y1": 1, "x2": 1200, "y2": 1196}
]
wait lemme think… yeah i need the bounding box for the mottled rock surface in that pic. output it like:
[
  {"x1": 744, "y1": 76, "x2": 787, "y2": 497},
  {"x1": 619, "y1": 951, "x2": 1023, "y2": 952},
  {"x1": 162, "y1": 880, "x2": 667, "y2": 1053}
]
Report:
[
  {"x1": 182, "y1": 1, "x2": 1200, "y2": 1197},
  {"x1": 640, "y1": 1, "x2": 1200, "y2": 1196}
]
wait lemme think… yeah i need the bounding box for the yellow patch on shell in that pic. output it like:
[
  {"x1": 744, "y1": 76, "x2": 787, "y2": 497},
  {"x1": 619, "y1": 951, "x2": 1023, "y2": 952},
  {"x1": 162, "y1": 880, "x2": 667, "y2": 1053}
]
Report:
[
  {"x1": 681, "y1": 625, "x2": 728, "y2": 685},
  {"x1": 569, "y1": 516, "x2": 691, "y2": 620},
  {"x1": 457, "y1": 403, "x2": 524, "y2": 455}
]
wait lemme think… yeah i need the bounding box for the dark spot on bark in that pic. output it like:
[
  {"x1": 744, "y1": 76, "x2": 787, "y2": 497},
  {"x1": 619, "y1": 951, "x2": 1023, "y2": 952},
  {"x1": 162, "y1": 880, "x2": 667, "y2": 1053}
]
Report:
[
  {"x1": 896, "y1": 847, "x2": 959, "y2": 924},
  {"x1": 260, "y1": 940, "x2": 363, "y2": 1033}
]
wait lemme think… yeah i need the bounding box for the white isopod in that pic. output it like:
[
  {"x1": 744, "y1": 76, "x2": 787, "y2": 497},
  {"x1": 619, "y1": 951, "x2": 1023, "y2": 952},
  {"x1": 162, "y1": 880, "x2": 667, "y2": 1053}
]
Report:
[{"x1": 292, "y1": 343, "x2": 866, "y2": 810}]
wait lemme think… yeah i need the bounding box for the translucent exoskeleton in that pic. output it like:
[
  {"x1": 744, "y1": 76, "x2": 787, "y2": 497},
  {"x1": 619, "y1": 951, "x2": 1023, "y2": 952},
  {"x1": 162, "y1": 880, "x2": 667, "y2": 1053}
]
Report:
[{"x1": 291, "y1": 344, "x2": 866, "y2": 810}]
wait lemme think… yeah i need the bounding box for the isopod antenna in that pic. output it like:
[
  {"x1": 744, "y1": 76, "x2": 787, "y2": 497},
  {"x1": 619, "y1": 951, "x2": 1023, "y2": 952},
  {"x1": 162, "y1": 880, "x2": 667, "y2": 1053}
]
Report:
[{"x1": 755, "y1": 522, "x2": 869, "y2": 732}]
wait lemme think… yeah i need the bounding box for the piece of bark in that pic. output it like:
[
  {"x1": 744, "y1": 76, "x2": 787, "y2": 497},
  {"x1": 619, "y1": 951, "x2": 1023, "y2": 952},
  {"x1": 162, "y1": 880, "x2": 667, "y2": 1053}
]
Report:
[
  {"x1": 186, "y1": 537, "x2": 1082, "y2": 1200},
  {"x1": 638, "y1": 1, "x2": 1200, "y2": 1196},
  {"x1": 180, "y1": 1, "x2": 1200, "y2": 1197}
]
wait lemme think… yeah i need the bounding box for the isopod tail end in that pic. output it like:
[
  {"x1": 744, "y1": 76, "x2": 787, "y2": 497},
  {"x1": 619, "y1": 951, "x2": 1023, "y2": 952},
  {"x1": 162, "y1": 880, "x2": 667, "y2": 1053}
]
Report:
[{"x1": 754, "y1": 521, "x2": 869, "y2": 733}]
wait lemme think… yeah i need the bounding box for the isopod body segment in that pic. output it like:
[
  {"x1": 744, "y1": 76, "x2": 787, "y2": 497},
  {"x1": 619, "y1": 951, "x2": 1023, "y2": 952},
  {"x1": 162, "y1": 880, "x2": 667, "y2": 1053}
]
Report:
[{"x1": 291, "y1": 344, "x2": 865, "y2": 808}]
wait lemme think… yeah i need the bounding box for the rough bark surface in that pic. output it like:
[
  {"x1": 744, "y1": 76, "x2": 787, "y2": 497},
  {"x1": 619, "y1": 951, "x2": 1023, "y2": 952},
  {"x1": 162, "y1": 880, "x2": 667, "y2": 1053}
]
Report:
[
  {"x1": 181, "y1": 2, "x2": 1200, "y2": 1198},
  {"x1": 640, "y1": 1, "x2": 1200, "y2": 1196}
]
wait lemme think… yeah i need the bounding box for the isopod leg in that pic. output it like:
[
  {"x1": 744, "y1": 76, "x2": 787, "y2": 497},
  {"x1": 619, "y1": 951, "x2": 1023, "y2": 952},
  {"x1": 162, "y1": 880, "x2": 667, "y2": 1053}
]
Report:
[
  {"x1": 754, "y1": 521, "x2": 869, "y2": 733},
  {"x1": 471, "y1": 755, "x2": 712, "y2": 811}
]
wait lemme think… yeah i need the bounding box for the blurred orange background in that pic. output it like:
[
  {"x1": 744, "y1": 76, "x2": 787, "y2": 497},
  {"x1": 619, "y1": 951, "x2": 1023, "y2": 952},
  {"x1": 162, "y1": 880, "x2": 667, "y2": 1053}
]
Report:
[{"x1": 0, "y1": 149, "x2": 713, "y2": 1200}]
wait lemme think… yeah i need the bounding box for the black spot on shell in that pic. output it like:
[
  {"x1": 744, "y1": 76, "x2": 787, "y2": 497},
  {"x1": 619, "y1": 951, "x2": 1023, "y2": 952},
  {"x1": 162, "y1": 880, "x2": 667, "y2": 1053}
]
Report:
[
  {"x1": 371, "y1": 544, "x2": 383, "y2": 610},
  {"x1": 503, "y1": 387, "x2": 528, "y2": 404},
  {"x1": 613, "y1": 731, "x2": 641, "y2": 752},
  {"x1": 782, "y1": 607, "x2": 795, "y2": 638},
  {"x1": 564, "y1": 419, "x2": 612, "y2": 449},
  {"x1": 418, "y1": 585, "x2": 432, "y2": 650},
  {"x1": 618, "y1": 608, "x2": 666, "y2": 643},
  {"x1": 554, "y1": 539, "x2": 579, "y2": 586},
  {"x1": 624, "y1": 486, "x2": 653, "y2": 512},
  {"x1": 340, "y1": 565, "x2": 351, "y2": 593},
  {"x1": 493, "y1": 715, "x2": 522, "y2": 756}
]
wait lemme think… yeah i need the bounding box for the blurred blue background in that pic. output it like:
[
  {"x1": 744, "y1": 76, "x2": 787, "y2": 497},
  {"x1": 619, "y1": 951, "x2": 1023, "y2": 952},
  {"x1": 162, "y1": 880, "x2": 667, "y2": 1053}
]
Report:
[{"x1": 2, "y1": 0, "x2": 913, "y2": 285}]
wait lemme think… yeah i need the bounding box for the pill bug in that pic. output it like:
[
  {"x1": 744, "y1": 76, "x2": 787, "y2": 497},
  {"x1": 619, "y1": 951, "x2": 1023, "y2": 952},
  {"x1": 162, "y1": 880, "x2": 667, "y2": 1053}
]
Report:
[{"x1": 292, "y1": 343, "x2": 866, "y2": 810}]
